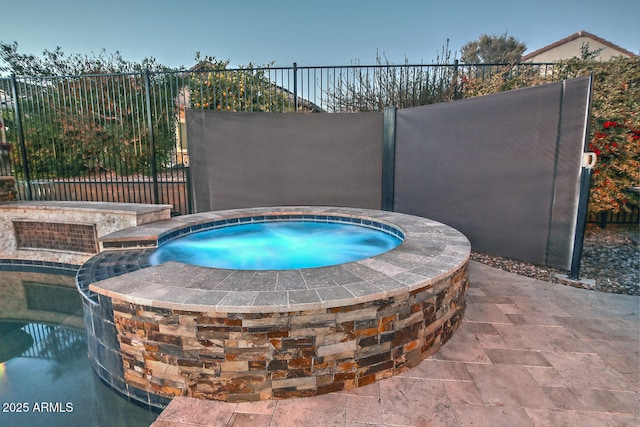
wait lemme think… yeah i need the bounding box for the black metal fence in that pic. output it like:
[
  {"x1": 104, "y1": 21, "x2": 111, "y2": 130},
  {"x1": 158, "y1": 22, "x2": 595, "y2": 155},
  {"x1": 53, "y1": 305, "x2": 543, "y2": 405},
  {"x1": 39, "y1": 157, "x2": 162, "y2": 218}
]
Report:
[
  {"x1": 588, "y1": 208, "x2": 640, "y2": 228},
  {"x1": 0, "y1": 61, "x2": 573, "y2": 216},
  {"x1": 18, "y1": 322, "x2": 86, "y2": 362}
]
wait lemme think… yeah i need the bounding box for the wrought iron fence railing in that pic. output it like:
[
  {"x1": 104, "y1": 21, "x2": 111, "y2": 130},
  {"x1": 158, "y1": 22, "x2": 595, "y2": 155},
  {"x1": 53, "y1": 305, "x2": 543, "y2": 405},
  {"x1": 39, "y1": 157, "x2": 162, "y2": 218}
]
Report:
[{"x1": 0, "y1": 62, "x2": 567, "y2": 216}]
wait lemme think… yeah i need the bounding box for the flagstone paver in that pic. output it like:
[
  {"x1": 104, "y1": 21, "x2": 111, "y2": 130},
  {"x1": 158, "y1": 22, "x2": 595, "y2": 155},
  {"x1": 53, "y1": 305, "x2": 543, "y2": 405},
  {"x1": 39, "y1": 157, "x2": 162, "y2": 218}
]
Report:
[{"x1": 151, "y1": 261, "x2": 640, "y2": 427}]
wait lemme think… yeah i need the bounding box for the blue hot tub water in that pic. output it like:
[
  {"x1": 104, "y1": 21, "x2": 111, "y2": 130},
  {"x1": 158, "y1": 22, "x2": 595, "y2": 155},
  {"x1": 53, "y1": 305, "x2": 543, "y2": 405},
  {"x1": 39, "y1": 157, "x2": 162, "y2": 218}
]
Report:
[{"x1": 149, "y1": 220, "x2": 403, "y2": 270}]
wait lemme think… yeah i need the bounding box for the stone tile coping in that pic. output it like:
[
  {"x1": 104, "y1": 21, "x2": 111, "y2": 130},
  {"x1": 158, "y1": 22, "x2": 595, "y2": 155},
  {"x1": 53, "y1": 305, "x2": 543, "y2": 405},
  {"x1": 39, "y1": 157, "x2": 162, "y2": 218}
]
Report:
[
  {"x1": 0, "y1": 200, "x2": 173, "y2": 215},
  {"x1": 0, "y1": 258, "x2": 79, "y2": 275},
  {"x1": 89, "y1": 207, "x2": 471, "y2": 313}
]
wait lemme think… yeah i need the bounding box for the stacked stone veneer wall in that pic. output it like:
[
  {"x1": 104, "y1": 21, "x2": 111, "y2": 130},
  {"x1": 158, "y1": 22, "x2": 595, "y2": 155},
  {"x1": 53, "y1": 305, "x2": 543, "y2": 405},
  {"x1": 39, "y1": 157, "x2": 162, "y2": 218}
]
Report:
[
  {"x1": 81, "y1": 291, "x2": 172, "y2": 410},
  {"x1": 13, "y1": 219, "x2": 98, "y2": 253},
  {"x1": 111, "y1": 265, "x2": 468, "y2": 402},
  {"x1": 0, "y1": 201, "x2": 171, "y2": 265}
]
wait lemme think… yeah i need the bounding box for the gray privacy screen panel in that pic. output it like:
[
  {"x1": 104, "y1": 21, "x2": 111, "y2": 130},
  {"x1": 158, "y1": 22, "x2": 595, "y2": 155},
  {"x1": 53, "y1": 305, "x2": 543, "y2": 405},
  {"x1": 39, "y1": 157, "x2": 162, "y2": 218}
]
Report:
[
  {"x1": 545, "y1": 77, "x2": 592, "y2": 269},
  {"x1": 394, "y1": 77, "x2": 590, "y2": 269},
  {"x1": 187, "y1": 110, "x2": 383, "y2": 211}
]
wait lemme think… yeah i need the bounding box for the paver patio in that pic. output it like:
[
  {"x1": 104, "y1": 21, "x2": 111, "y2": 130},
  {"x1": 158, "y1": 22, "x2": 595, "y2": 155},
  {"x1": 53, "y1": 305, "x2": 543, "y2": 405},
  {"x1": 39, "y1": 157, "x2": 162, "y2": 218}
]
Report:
[{"x1": 151, "y1": 261, "x2": 639, "y2": 427}]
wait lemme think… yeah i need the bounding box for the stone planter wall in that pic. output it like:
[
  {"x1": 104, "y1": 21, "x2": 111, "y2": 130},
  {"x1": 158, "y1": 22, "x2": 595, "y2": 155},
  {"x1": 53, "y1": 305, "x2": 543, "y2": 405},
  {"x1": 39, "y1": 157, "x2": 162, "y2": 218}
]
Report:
[
  {"x1": 0, "y1": 201, "x2": 172, "y2": 265},
  {"x1": 111, "y1": 265, "x2": 468, "y2": 402}
]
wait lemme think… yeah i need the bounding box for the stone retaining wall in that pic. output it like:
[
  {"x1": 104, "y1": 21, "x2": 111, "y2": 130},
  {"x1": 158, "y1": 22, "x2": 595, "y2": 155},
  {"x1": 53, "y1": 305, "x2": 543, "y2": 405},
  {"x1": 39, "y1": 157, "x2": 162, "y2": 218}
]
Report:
[{"x1": 0, "y1": 201, "x2": 172, "y2": 265}]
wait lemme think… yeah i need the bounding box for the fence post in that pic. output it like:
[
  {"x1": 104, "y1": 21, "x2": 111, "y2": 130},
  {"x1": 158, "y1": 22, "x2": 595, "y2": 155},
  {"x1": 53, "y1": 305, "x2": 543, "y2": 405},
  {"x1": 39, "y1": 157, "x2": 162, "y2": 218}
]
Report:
[
  {"x1": 10, "y1": 74, "x2": 31, "y2": 200},
  {"x1": 293, "y1": 62, "x2": 298, "y2": 112},
  {"x1": 382, "y1": 106, "x2": 397, "y2": 211},
  {"x1": 144, "y1": 68, "x2": 160, "y2": 204},
  {"x1": 568, "y1": 73, "x2": 595, "y2": 280},
  {"x1": 453, "y1": 59, "x2": 460, "y2": 100},
  {"x1": 569, "y1": 167, "x2": 593, "y2": 279}
]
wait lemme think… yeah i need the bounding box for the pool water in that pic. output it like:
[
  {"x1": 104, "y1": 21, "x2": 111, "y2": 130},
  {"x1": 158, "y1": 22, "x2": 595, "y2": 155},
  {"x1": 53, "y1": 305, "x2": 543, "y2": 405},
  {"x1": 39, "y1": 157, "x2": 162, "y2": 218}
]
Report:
[
  {"x1": 149, "y1": 220, "x2": 402, "y2": 270},
  {"x1": 0, "y1": 268, "x2": 159, "y2": 427}
]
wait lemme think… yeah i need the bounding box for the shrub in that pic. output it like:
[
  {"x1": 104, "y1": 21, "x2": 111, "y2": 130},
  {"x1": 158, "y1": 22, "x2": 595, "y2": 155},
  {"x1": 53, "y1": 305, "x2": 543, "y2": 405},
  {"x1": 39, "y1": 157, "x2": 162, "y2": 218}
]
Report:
[
  {"x1": 11, "y1": 73, "x2": 176, "y2": 178},
  {"x1": 187, "y1": 57, "x2": 294, "y2": 113}
]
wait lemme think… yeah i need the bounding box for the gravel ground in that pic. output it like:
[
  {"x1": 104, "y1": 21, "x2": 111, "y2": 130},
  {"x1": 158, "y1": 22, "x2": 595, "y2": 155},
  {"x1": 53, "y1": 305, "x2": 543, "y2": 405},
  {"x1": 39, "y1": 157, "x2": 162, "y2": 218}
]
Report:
[{"x1": 471, "y1": 224, "x2": 639, "y2": 295}]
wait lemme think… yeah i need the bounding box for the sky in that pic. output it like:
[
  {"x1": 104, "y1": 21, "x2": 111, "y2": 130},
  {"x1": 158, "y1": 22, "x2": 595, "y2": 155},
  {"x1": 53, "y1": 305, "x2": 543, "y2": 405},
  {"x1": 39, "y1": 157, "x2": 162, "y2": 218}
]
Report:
[{"x1": 1, "y1": 0, "x2": 638, "y2": 71}]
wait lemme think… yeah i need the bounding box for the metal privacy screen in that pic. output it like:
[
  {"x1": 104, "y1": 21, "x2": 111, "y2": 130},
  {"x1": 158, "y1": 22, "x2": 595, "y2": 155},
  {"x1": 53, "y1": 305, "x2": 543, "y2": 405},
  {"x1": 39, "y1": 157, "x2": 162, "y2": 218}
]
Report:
[
  {"x1": 394, "y1": 76, "x2": 591, "y2": 270},
  {"x1": 187, "y1": 76, "x2": 591, "y2": 270},
  {"x1": 187, "y1": 111, "x2": 383, "y2": 211}
]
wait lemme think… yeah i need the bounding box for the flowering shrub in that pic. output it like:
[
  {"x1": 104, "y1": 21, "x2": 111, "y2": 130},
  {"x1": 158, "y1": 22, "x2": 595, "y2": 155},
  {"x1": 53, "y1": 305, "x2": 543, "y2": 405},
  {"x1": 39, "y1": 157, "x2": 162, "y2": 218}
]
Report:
[
  {"x1": 586, "y1": 57, "x2": 640, "y2": 214},
  {"x1": 188, "y1": 59, "x2": 294, "y2": 113},
  {"x1": 588, "y1": 120, "x2": 640, "y2": 213}
]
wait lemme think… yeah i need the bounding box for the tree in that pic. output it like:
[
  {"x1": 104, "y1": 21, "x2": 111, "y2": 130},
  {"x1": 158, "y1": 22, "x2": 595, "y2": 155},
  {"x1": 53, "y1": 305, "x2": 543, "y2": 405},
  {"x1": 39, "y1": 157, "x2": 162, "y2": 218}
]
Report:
[
  {"x1": 0, "y1": 43, "x2": 296, "y2": 180},
  {"x1": 0, "y1": 42, "x2": 177, "y2": 178},
  {"x1": 460, "y1": 33, "x2": 526, "y2": 64},
  {"x1": 0, "y1": 41, "x2": 169, "y2": 76},
  {"x1": 188, "y1": 54, "x2": 295, "y2": 113},
  {"x1": 326, "y1": 42, "x2": 458, "y2": 112}
]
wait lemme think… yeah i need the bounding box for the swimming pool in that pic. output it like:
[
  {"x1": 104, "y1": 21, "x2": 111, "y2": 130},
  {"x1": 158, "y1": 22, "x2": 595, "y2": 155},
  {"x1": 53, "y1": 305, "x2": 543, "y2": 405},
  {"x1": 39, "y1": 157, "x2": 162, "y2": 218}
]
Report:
[{"x1": 0, "y1": 265, "x2": 158, "y2": 427}]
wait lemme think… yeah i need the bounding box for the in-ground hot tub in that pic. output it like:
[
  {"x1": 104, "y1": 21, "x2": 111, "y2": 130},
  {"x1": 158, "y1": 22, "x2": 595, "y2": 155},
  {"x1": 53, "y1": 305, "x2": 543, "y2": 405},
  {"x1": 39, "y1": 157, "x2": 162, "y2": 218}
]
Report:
[
  {"x1": 78, "y1": 207, "x2": 470, "y2": 405},
  {"x1": 148, "y1": 216, "x2": 403, "y2": 270}
]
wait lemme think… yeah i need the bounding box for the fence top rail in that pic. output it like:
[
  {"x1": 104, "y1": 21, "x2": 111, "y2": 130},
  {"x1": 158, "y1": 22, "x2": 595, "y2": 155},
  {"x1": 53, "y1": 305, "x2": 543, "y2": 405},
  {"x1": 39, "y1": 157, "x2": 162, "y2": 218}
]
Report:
[
  {"x1": 0, "y1": 62, "x2": 559, "y2": 80},
  {"x1": 287, "y1": 62, "x2": 556, "y2": 70}
]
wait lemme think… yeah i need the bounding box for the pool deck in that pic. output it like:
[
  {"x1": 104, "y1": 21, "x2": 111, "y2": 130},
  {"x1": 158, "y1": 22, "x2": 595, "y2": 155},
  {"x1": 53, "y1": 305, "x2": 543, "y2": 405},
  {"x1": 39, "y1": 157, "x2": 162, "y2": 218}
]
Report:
[{"x1": 150, "y1": 261, "x2": 639, "y2": 427}]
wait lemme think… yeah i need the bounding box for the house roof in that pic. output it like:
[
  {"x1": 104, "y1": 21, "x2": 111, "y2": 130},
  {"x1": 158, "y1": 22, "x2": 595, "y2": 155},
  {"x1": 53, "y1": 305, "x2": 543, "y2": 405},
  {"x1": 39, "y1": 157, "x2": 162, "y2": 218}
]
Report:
[{"x1": 522, "y1": 30, "x2": 637, "y2": 61}]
